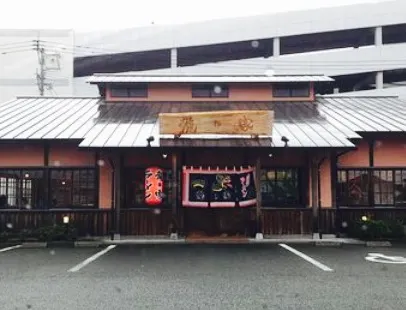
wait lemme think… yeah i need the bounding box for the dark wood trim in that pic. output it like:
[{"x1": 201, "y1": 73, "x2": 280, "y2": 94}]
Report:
[
  {"x1": 330, "y1": 152, "x2": 338, "y2": 209},
  {"x1": 367, "y1": 139, "x2": 375, "y2": 206},
  {"x1": 44, "y1": 143, "x2": 50, "y2": 208},
  {"x1": 44, "y1": 143, "x2": 50, "y2": 166},
  {"x1": 94, "y1": 151, "x2": 100, "y2": 209},
  {"x1": 171, "y1": 152, "x2": 178, "y2": 216},
  {"x1": 255, "y1": 156, "x2": 262, "y2": 233},
  {"x1": 338, "y1": 166, "x2": 406, "y2": 170},
  {"x1": 368, "y1": 139, "x2": 375, "y2": 167},
  {"x1": 114, "y1": 153, "x2": 122, "y2": 235},
  {"x1": 310, "y1": 158, "x2": 319, "y2": 233}
]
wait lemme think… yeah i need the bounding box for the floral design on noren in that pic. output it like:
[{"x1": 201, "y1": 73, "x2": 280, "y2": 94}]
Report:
[
  {"x1": 178, "y1": 116, "x2": 197, "y2": 134},
  {"x1": 236, "y1": 115, "x2": 254, "y2": 132}
]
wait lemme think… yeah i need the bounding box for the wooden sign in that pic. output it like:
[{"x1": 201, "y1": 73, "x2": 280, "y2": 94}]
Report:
[{"x1": 159, "y1": 110, "x2": 273, "y2": 136}]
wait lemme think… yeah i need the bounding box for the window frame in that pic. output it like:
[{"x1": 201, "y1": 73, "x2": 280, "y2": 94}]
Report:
[
  {"x1": 260, "y1": 167, "x2": 302, "y2": 208},
  {"x1": 337, "y1": 168, "x2": 406, "y2": 207},
  {"x1": 0, "y1": 167, "x2": 97, "y2": 210},
  {"x1": 191, "y1": 84, "x2": 229, "y2": 98},
  {"x1": 49, "y1": 168, "x2": 97, "y2": 209},
  {"x1": 110, "y1": 83, "x2": 148, "y2": 98},
  {"x1": 272, "y1": 82, "x2": 311, "y2": 98}
]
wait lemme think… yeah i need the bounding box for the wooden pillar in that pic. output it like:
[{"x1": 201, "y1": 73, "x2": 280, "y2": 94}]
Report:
[
  {"x1": 171, "y1": 152, "x2": 178, "y2": 216},
  {"x1": 310, "y1": 157, "x2": 319, "y2": 235},
  {"x1": 330, "y1": 151, "x2": 339, "y2": 236},
  {"x1": 94, "y1": 151, "x2": 100, "y2": 208},
  {"x1": 114, "y1": 153, "x2": 122, "y2": 239},
  {"x1": 44, "y1": 142, "x2": 50, "y2": 208},
  {"x1": 255, "y1": 155, "x2": 262, "y2": 234},
  {"x1": 368, "y1": 139, "x2": 375, "y2": 206}
]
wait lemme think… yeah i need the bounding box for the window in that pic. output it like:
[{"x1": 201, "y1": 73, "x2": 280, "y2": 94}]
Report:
[
  {"x1": 337, "y1": 169, "x2": 406, "y2": 207},
  {"x1": 337, "y1": 170, "x2": 370, "y2": 206},
  {"x1": 110, "y1": 84, "x2": 148, "y2": 98},
  {"x1": 0, "y1": 169, "x2": 45, "y2": 209},
  {"x1": 273, "y1": 83, "x2": 310, "y2": 98},
  {"x1": 124, "y1": 168, "x2": 173, "y2": 208},
  {"x1": 260, "y1": 168, "x2": 300, "y2": 206},
  {"x1": 50, "y1": 169, "x2": 96, "y2": 208},
  {"x1": 192, "y1": 84, "x2": 229, "y2": 98}
]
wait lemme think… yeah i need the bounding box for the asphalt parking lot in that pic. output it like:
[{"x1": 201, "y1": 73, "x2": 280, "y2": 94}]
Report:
[{"x1": 0, "y1": 243, "x2": 406, "y2": 310}]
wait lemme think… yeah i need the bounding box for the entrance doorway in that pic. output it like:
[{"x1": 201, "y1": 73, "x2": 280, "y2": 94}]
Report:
[{"x1": 183, "y1": 207, "x2": 256, "y2": 238}]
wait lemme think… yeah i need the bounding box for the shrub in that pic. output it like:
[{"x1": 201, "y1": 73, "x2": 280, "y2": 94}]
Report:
[{"x1": 347, "y1": 218, "x2": 405, "y2": 240}]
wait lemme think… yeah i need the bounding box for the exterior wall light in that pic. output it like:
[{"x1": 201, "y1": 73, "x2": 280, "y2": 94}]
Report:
[
  {"x1": 162, "y1": 154, "x2": 168, "y2": 159},
  {"x1": 268, "y1": 153, "x2": 273, "y2": 157},
  {"x1": 63, "y1": 216, "x2": 70, "y2": 224},
  {"x1": 361, "y1": 215, "x2": 368, "y2": 222}
]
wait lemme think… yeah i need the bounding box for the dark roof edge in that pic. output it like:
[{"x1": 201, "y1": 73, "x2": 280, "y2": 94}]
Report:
[
  {"x1": 15, "y1": 96, "x2": 101, "y2": 99},
  {"x1": 318, "y1": 95, "x2": 401, "y2": 99}
]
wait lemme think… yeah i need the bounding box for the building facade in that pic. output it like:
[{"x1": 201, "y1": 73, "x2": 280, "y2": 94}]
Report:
[{"x1": 1, "y1": 73, "x2": 406, "y2": 238}]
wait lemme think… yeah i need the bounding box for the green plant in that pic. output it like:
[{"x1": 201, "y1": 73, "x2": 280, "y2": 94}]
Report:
[
  {"x1": 38, "y1": 224, "x2": 78, "y2": 242},
  {"x1": 347, "y1": 218, "x2": 405, "y2": 241}
]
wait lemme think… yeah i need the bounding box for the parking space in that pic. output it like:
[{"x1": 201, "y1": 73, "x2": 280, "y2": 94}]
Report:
[
  {"x1": 0, "y1": 244, "x2": 405, "y2": 309},
  {"x1": 0, "y1": 246, "x2": 104, "y2": 278},
  {"x1": 293, "y1": 244, "x2": 406, "y2": 275}
]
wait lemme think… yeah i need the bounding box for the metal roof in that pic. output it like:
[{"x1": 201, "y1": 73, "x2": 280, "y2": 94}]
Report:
[
  {"x1": 87, "y1": 75, "x2": 334, "y2": 84},
  {"x1": 0, "y1": 97, "x2": 101, "y2": 140},
  {"x1": 1, "y1": 96, "x2": 406, "y2": 148}
]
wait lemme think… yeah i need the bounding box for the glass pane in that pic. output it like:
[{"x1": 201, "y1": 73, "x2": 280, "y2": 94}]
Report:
[
  {"x1": 395, "y1": 169, "x2": 406, "y2": 205},
  {"x1": 291, "y1": 84, "x2": 310, "y2": 97},
  {"x1": 273, "y1": 87, "x2": 290, "y2": 97},
  {"x1": 110, "y1": 88, "x2": 129, "y2": 97},
  {"x1": 261, "y1": 168, "x2": 300, "y2": 206},
  {"x1": 50, "y1": 169, "x2": 95, "y2": 208},
  {"x1": 340, "y1": 169, "x2": 369, "y2": 206},
  {"x1": 373, "y1": 170, "x2": 394, "y2": 205}
]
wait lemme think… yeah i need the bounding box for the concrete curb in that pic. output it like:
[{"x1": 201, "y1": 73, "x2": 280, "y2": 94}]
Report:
[
  {"x1": 19, "y1": 241, "x2": 102, "y2": 248},
  {"x1": 366, "y1": 241, "x2": 392, "y2": 247},
  {"x1": 21, "y1": 242, "x2": 47, "y2": 248},
  {"x1": 74, "y1": 241, "x2": 103, "y2": 248},
  {"x1": 103, "y1": 239, "x2": 187, "y2": 245}
]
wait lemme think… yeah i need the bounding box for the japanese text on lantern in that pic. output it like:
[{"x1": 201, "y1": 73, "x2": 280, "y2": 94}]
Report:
[{"x1": 159, "y1": 110, "x2": 273, "y2": 136}]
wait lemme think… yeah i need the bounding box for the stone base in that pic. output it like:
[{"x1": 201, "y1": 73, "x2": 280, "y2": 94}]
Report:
[
  {"x1": 113, "y1": 234, "x2": 121, "y2": 241},
  {"x1": 255, "y1": 233, "x2": 264, "y2": 240},
  {"x1": 170, "y1": 233, "x2": 178, "y2": 240}
]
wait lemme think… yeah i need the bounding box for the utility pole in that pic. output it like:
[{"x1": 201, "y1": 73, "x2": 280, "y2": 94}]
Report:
[
  {"x1": 34, "y1": 40, "x2": 46, "y2": 96},
  {"x1": 34, "y1": 39, "x2": 59, "y2": 96}
]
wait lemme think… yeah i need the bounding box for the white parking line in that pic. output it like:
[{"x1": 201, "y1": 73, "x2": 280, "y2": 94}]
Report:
[
  {"x1": 68, "y1": 245, "x2": 116, "y2": 273},
  {"x1": 279, "y1": 243, "x2": 334, "y2": 272},
  {"x1": 0, "y1": 245, "x2": 22, "y2": 253}
]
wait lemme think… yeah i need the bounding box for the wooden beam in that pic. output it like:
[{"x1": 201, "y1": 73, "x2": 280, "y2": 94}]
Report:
[
  {"x1": 311, "y1": 158, "x2": 319, "y2": 234},
  {"x1": 114, "y1": 153, "x2": 122, "y2": 238},
  {"x1": 94, "y1": 151, "x2": 100, "y2": 209},
  {"x1": 171, "y1": 152, "x2": 178, "y2": 216},
  {"x1": 255, "y1": 156, "x2": 262, "y2": 233},
  {"x1": 159, "y1": 110, "x2": 273, "y2": 136}
]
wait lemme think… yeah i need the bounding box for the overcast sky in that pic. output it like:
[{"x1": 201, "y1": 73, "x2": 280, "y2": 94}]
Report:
[{"x1": 1, "y1": 0, "x2": 388, "y2": 31}]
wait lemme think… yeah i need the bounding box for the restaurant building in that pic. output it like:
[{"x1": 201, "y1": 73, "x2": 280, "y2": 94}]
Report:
[{"x1": 0, "y1": 73, "x2": 406, "y2": 239}]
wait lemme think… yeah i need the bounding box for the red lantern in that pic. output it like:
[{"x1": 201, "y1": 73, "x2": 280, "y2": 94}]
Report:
[{"x1": 145, "y1": 167, "x2": 164, "y2": 206}]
